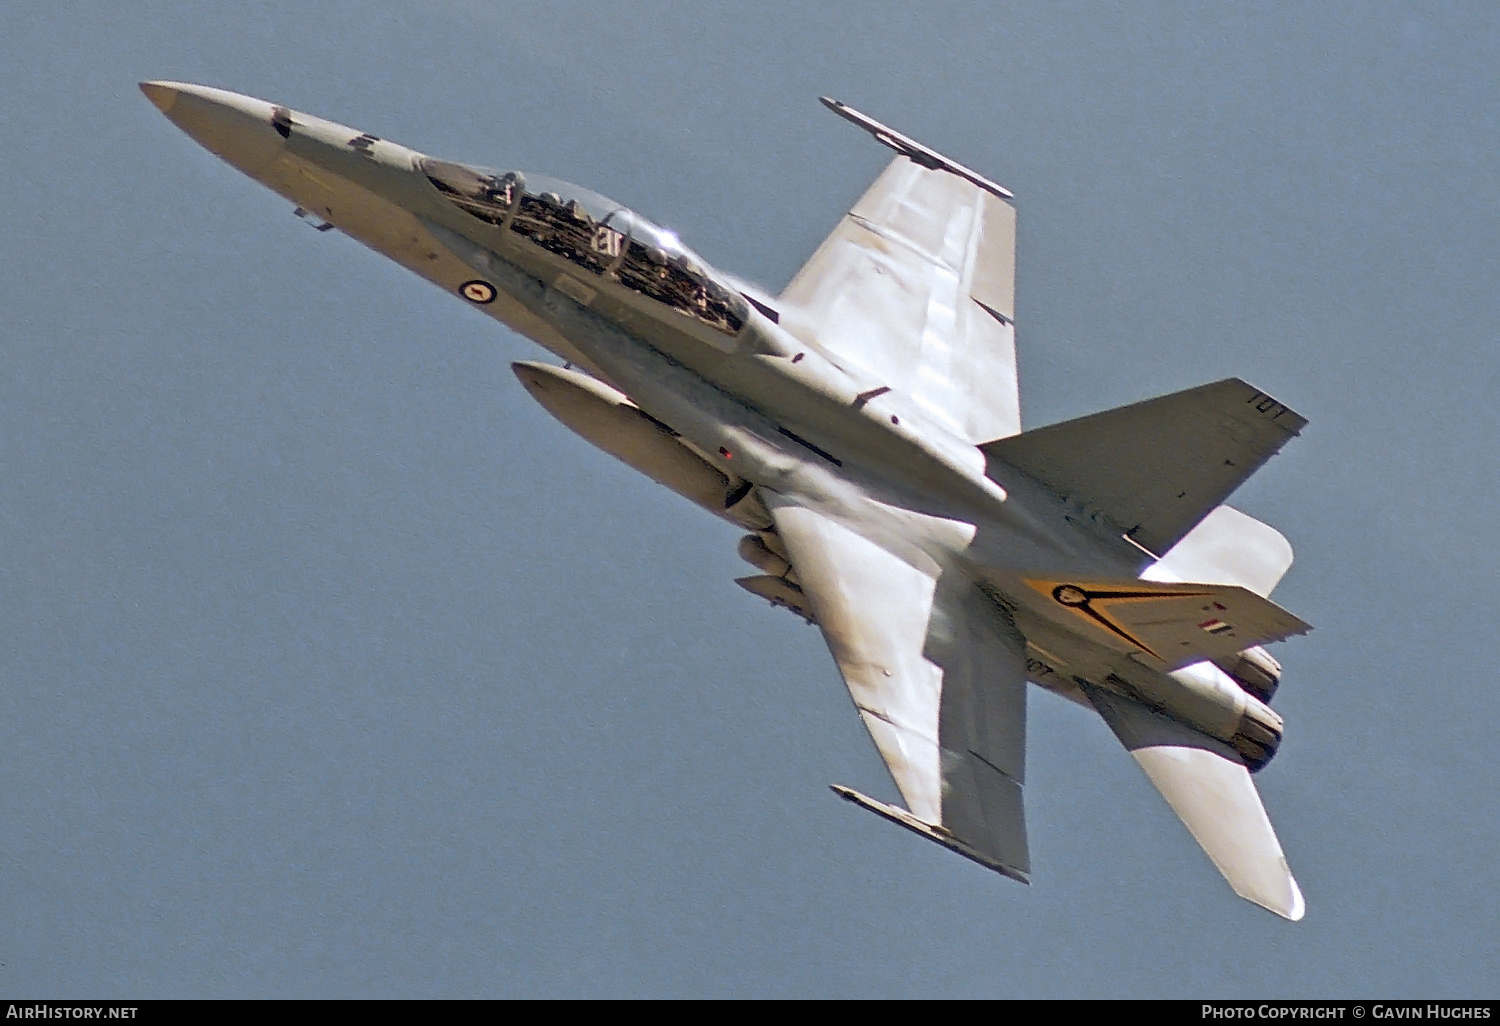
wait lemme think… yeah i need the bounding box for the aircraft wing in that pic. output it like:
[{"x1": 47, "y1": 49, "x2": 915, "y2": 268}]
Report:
[
  {"x1": 1016, "y1": 575, "x2": 1311, "y2": 671},
  {"x1": 778, "y1": 153, "x2": 1019, "y2": 445},
  {"x1": 1081, "y1": 683, "x2": 1305, "y2": 920},
  {"x1": 764, "y1": 496, "x2": 1030, "y2": 881}
]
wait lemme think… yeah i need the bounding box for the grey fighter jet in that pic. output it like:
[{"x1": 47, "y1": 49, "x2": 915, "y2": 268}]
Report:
[{"x1": 142, "y1": 82, "x2": 1311, "y2": 920}]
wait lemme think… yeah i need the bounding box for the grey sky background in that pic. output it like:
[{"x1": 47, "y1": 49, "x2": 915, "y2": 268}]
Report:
[{"x1": 2, "y1": 0, "x2": 1496, "y2": 997}]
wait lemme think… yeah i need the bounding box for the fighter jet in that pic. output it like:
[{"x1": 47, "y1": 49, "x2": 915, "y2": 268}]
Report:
[{"x1": 141, "y1": 82, "x2": 1311, "y2": 920}]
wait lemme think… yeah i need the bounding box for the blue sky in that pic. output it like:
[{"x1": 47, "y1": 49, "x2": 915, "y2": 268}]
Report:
[{"x1": 1, "y1": 1, "x2": 1496, "y2": 996}]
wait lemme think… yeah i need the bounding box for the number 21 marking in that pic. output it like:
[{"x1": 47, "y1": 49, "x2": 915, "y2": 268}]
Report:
[{"x1": 593, "y1": 227, "x2": 623, "y2": 258}]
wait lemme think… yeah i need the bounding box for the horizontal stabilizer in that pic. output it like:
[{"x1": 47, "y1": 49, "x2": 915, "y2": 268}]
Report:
[
  {"x1": 981, "y1": 379, "x2": 1306, "y2": 555},
  {"x1": 1013, "y1": 575, "x2": 1310, "y2": 671},
  {"x1": 1083, "y1": 685, "x2": 1305, "y2": 920}
]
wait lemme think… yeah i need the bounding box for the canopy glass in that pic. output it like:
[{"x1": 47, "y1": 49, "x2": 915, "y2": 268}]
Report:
[{"x1": 423, "y1": 158, "x2": 745, "y2": 335}]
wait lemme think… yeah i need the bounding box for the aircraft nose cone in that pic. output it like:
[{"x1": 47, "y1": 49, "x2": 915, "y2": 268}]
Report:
[
  {"x1": 139, "y1": 81, "x2": 178, "y2": 114},
  {"x1": 139, "y1": 80, "x2": 284, "y2": 177}
]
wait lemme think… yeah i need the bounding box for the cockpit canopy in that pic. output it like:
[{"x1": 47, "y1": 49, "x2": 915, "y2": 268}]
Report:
[{"x1": 423, "y1": 158, "x2": 746, "y2": 336}]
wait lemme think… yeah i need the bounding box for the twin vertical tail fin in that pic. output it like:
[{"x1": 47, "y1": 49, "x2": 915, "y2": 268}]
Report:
[{"x1": 980, "y1": 378, "x2": 1306, "y2": 557}]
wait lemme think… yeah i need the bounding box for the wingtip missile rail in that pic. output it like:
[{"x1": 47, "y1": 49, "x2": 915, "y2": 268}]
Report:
[{"x1": 819, "y1": 96, "x2": 1014, "y2": 202}]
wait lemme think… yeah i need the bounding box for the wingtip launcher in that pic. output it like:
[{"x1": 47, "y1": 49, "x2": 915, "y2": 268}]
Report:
[
  {"x1": 819, "y1": 96, "x2": 1014, "y2": 202},
  {"x1": 830, "y1": 785, "x2": 1030, "y2": 885}
]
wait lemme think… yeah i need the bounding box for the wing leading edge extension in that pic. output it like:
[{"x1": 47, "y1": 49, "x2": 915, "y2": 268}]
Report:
[{"x1": 765, "y1": 497, "x2": 1030, "y2": 882}]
